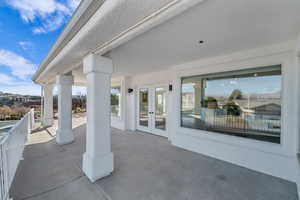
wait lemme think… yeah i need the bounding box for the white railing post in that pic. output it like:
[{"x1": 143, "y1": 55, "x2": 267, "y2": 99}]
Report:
[{"x1": 29, "y1": 108, "x2": 35, "y2": 132}]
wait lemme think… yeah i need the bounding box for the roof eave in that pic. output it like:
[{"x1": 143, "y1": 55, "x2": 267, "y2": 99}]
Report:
[{"x1": 32, "y1": 0, "x2": 105, "y2": 83}]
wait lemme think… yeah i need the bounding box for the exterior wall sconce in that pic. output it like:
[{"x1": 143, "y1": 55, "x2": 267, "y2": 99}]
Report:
[
  {"x1": 169, "y1": 84, "x2": 173, "y2": 91},
  {"x1": 128, "y1": 88, "x2": 134, "y2": 93}
]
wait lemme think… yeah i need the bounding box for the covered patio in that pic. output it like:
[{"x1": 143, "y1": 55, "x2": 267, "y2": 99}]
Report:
[
  {"x1": 26, "y1": 0, "x2": 300, "y2": 198},
  {"x1": 10, "y1": 116, "x2": 298, "y2": 200}
]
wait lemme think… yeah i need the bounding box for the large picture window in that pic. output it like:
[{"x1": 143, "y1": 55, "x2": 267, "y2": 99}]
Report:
[
  {"x1": 181, "y1": 65, "x2": 282, "y2": 143},
  {"x1": 111, "y1": 86, "x2": 121, "y2": 117}
]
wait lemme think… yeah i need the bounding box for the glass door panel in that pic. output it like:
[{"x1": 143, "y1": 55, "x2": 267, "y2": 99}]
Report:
[
  {"x1": 137, "y1": 85, "x2": 168, "y2": 137},
  {"x1": 139, "y1": 88, "x2": 149, "y2": 127},
  {"x1": 155, "y1": 87, "x2": 167, "y2": 131}
]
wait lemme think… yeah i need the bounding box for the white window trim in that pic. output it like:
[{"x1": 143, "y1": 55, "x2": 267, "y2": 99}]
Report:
[
  {"x1": 180, "y1": 65, "x2": 282, "y2": 144},
  {"x1": 173, "y1": 51, "x2": 296, "y2": 158}
]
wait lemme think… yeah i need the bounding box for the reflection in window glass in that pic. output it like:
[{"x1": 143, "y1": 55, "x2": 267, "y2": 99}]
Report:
[
  {"x1": 139, "y1": 88, "x2": 149, "y2": 127},
  {"x1": 111, "y1": 87, "x2": 121, "y2": 117},
  {"x1": 155, "y1": 87, "x2": 167, "y2": 130},
  {"x1": 181, "y1": 65, "x2": 282, "y2": 143}
]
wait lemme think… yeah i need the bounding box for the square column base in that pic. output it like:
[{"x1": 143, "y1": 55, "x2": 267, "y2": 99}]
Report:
[
  {"x1": 56, "y1": 130, "x2": 74, "y2": 145},
  {"x1": 82, "y1": 152, "x2": 114, "y2": 182}
]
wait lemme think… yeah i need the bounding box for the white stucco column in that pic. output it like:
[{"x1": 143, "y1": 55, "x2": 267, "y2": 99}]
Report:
[
  {"x1": 56, "y1": 74, "x2": 74, "y2": 145},
  {"x1": 42, "y1": 84, "x2": 54, "y2": 127},
  {"x1": 82, "y1": 54, "x2": 114, "y2": 182},
  {"x1": 193, "y1": 80, "x2": 202, "y2": 115}
]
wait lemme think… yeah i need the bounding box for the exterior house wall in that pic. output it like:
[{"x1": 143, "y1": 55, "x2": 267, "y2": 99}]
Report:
[
  {"x1": 110, "y1": 42, "x2": 299, "y2": 182},
  {"x1": 111, "y1": 71, "x2": 176, "y2": 134},
  {"x1": 134, "y1": 71, "x2": 177, "y2": 140},
  {"x1": 171, "y1": 48, "x2": 299, "y2": 182}
]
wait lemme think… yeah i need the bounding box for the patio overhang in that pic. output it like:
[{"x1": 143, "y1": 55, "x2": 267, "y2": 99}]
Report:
[
  {"x1": 33, "y1": 0, "x2": 300, "y2": 87},
  {"x1": 32, "y1": 0, "x2": 206, "y2": 85},
  {"x1": 32, "y1": 0, "x2": 105, "y2": 84}
]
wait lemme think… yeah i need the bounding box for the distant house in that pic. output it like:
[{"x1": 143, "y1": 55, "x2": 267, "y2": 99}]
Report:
[
  {"x1": 251, "y1": 103, "x2": 281, "y2": 116},
  {"x1": 23, "y1": 99, "x2": 41, "y2": 109},
  {"x1": 14, "y1": 96, "x2": 28, "y2": 103}
]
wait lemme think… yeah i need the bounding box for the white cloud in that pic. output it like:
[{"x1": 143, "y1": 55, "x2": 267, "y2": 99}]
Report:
[
  {"x1": 0, "y1": 83, "x2": 41, "y2": 96},
  {"x1": 67, "y1": 0, "x2": 81, "y2": 11},
  {"x1": 230, "y1": 80, "x2": 237, "y2": 85},
  {"x1": 0, "y1": 49, "x2": 37, "y2": 79},
  {"x1": 0, "y1": 73, "x2": 29, "y2": 86},
  {"x1": 6, "y1": 0, "x2": 68, "y2": 22},
  {"x1": 0, "y1": 73, "x2": 15, "y2": 85},
  {"x1": 6, "y1": 0, "x2": 81, "y2": 34},
  {"x1": 18, "y1": 41, "x2": 33, "y2": 51},
  {"x1": 32, "y1": 27, "x2": 47, "y2": 34},
  {"x1": 33, "y1": 13, "x2": 66, "y2": 34}
]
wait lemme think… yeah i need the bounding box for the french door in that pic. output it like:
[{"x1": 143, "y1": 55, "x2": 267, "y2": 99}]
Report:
[{"x1": 137, "y1": 85, "x2": 168, "y2": 137}]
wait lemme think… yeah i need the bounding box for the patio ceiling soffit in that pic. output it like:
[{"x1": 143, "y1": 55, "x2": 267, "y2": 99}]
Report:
[{"x1": 33, "y1": 0, "x2": 206, "y2": 85}]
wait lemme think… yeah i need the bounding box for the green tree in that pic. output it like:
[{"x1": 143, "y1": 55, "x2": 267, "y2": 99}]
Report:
[
  {"x1": 111, "y1": 94, "x2": 119, "y2": 106},
  {"x1": 228, "y1": 89, "x2": 242, "y2": 101},
  {"x1": 223, "y1": 101, "x2": 241, "y2": 116}
]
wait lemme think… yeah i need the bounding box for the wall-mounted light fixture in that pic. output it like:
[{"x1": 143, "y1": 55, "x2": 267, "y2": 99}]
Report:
[
  {"x1": 128, "y1": 88, "x2": 134, "y2": 93},
  {"x1": 169, "y1": 84, "x2": 173, "y2": 92}
]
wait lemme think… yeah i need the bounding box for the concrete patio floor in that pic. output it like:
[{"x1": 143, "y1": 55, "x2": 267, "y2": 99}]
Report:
[{"x1": 10, "y1": 116, "x2": 298, "y2": 200}]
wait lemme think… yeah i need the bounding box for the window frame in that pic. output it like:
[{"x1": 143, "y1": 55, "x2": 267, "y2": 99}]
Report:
[{"x1": 180, "y1": 65, "x2": 282, "y2": 144}]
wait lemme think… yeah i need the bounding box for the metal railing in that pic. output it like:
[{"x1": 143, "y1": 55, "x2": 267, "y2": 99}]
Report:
[
  {"x1": 0, "y1": 109, "x2": 34, "y2": 200},
  {"x1": 206, "y1": 110, "x2": 280, "y2": 136},
  {"x1": 182, "y1": 108, "x2": 281, "y2": 143}
]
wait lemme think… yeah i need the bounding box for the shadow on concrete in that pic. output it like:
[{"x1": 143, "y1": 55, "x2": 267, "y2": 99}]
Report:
[{"x1": 10, "y1": 118, "x2": 299, "y2": 200}]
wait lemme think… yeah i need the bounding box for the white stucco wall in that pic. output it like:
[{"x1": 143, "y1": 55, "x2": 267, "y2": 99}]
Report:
[{"x1": 110, "y1": 42, "x2": 299, "y2": 182}]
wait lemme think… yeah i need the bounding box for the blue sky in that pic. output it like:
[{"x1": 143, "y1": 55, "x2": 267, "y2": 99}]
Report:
[
  {"x1": 204, "y1": 75, "x2": 281, "y2": 96},
  {"x1": 0, "y1": 0, "x2": 83, "y2": 95},
  {"x1": 182, "y1": 75, "x2": 281, "y2": 97}
]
